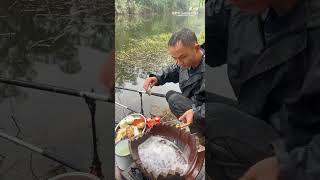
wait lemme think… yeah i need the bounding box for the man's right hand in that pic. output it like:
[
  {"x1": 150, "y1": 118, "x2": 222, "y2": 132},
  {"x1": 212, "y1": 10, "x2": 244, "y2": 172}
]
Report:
[{"x1": 143, "y1": 77, "x2": 158, "y2": 91}]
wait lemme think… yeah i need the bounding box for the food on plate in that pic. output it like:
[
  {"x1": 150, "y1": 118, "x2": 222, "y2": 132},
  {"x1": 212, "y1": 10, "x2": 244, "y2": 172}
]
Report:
[
  {"x1": 126, "y1": 126, "x2": 135, "y2": 139},
  {"x1": 132, "y1": 118, "x2": 144, "y2": 126},
  {"x1": 119, "y1": 120, "x2": 129, "y2": 129},
  {"x1": 115, "y1": 128, "x2": 127, "y2": 143},
  {"x1": 115, "y1": 114, "x2": 147, "y2": 142},
  {"x1": 133, "y1": 127, "x2": 140, "y2": 137},
  {"x1": 125, "y1": 115, "x2": 135, "y2": 124},
  {"x1": 136, "y1": 122, "x2": 145, "y2": 129}
]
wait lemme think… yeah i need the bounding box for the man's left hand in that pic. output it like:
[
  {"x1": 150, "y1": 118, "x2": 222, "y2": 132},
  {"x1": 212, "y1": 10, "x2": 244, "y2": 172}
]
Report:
[
  {"x1": 239, "y1": 156, "x2": 280, "y2": 180},
  {"x1": 179, "y1": 109, "x2": 194, "y2": 128}
]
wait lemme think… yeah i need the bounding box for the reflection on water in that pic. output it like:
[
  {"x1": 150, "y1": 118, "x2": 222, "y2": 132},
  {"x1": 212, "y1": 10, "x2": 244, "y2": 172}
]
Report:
[
  {"x1": 115, "y1": 14, "x2": 205, "y2": 121},
  {"x1": 0, "y1": 1, "x2": 114, "y2": 180},
  {"x1": 0, "y1": 0, "x2": 114, "y2": 99}
]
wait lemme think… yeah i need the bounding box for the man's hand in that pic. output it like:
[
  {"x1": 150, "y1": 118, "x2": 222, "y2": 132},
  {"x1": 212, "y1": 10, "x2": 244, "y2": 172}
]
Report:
[
  {"x1": 143, "y1": 77, "x2": 158, "y2": 91},
  {"x1": 239, "y1": 156, "x2": 280, "y2": 180},
  {"x1": 179, "y1": 109, "x2": 194, "y2": 128}
]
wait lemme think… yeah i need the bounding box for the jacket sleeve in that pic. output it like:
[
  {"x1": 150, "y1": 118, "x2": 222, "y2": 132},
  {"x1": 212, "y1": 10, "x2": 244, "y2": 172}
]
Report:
[
  {"x1": 192, "y1": 103, "x2": 205, "y2": 122},
  {"x1": 272, "y1": 96, "x2": 320, "y2": 180},
  {"x1": 191, "y1": 75, "x2": 206, "y2": 122},
  {"x1": 273, "y1": 135, "x2": 320, "y2": 180},
  {"x1": 272, "y1": 31, "x2": 320, "y2": 180},
  {"x1": 149, "y1": 64, "x2": 180, "y2": 86},
  {"x1": 205, "y1": 0, "x2": 231, "y2": 67}
]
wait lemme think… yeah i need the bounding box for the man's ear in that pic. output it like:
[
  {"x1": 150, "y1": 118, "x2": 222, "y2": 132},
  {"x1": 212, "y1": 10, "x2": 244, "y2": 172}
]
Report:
[{"x1": 194, "y1": 43, "x2": 200, "y2": 50}]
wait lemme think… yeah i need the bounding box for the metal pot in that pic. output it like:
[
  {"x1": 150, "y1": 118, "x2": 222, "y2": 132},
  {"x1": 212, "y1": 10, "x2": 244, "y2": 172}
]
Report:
[{"x1": 129, "y1": 124, "x2": 205, "y2": 179}]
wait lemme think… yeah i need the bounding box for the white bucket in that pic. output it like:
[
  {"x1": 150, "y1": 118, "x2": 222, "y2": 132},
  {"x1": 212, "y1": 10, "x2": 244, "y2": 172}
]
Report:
[
  {"x1": 115, "y1": 139, "x2": 133, "y2": 170},
  {"x1": 48, "y1": 172, "x2": 100, "y2": 180}
]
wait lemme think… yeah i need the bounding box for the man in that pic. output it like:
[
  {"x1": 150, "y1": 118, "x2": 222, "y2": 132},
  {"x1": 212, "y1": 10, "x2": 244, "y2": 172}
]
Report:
[
  {"x1": 143, "y1": 28, "x2": 205, "y2": 132},
  {"x1": 205, "y1": 0, "x2": 320, "y2": 180}
]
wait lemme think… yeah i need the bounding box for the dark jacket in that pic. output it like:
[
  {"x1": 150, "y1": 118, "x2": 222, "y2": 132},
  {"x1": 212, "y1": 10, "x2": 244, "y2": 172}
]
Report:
[
  {"x1": 150, "y1": 52, "x2": 205, "y2": 121},
  {"x1": 206, "y1": 0, "x2": 320, "y2": 179}
]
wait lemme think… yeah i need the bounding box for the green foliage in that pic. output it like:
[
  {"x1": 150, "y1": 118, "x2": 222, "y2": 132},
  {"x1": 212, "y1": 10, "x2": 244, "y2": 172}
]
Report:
[
  {"x1": 116, "y1": 33, "x2": 173, "y2": 74},
  {"x1": 115, "y1": 0, "x2": 204, "y2": 15},
  {"x1": 115, "y1": 31, "x2": 205, "y2": 86}
]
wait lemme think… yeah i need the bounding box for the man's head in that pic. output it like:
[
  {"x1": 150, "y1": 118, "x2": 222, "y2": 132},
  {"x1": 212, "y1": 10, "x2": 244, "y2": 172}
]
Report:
[{"x1": 168, "y1": 28, "x2": 202, "y2": 68}]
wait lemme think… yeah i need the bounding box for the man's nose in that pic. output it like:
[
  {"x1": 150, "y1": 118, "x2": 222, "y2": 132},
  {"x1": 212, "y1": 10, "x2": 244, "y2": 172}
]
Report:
[{"x1": 176, "y1": 58, "x2": 181, "y2": 65}]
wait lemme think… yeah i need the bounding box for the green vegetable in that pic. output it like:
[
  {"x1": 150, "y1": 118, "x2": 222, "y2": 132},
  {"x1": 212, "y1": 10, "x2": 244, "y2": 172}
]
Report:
[{"x1": 125, "y1": 116, "x2": 135, "y2": 124}]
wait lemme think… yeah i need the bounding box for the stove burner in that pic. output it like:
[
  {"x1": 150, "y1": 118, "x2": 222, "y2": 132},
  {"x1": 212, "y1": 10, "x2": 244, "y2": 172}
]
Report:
[{"x1": 122, "y1": 163, "x2": 148, "y2": 180}]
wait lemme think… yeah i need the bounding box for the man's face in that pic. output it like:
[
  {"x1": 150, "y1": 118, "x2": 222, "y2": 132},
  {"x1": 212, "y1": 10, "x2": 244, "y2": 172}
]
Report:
[
  {"x1": 169, "y1": 41, "x2": 198, "y2": 68},
  {"x1": 229, "y1": 0, "x2": 270, "y2": 13}
]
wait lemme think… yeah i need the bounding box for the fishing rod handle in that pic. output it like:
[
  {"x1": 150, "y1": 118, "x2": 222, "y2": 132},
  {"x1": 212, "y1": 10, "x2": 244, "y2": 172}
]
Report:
[
  {"x1": 115, "y1": 86, "x2": 166, "y2": 97},
  {"x1": 150, "y1": 92, "x2": 166, "y2": 97},
  {"x1": 0, "y1": 131, "x2": 43, "y2": 153},
  {"x1": 0, "y1": 131, "x2": 83, "y2": 172}
]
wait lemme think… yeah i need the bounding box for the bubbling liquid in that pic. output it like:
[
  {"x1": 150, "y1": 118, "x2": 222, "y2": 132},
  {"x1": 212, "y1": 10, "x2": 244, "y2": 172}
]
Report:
[{"x1": 138, "y1": 136, "x2": 188, "y2": 177}]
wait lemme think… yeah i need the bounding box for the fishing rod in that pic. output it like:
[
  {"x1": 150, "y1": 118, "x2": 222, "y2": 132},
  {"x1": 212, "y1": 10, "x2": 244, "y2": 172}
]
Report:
[
  {"x1": 0, "y1": 77, "x2": 106, "y2": 178},
  {"x1": 0, "y1": 77, "x2": 113, "y2": 103},
  {"x1": 115, "y1": 101, "x2": 139, "y2": 113},
  {"x1": 115, "y1": 86, "x2": 166, "y2": 115},
  {"x1": 115, "y1": 86, "x2": 166, "y2": 98},
  {"x1": 0, "y1": 130, "x2": 84, "y2": 172}
]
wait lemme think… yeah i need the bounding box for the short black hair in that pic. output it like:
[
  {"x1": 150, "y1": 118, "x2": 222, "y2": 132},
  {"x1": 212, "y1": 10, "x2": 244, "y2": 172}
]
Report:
[{"x1": 168, "y1": 28, "x2": 198, "y2": 47}]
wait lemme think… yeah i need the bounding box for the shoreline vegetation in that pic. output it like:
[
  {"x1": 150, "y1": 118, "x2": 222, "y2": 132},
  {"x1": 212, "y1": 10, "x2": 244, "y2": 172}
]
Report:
[
  {"x1": 115, "y1": 0, "x2": 205, "y2": 87},
  {"x1": 115, "y1": 0, "x2": 205, "y2": 16},
  {"x1": 115, "y1": 32, "x2": 205, "y2": 85}
]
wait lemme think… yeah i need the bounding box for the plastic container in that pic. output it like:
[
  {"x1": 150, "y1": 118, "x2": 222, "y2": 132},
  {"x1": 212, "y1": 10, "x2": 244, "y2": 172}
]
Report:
[{"x1": 115, "y1": 139, "x2": 133, "y2": 170}]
